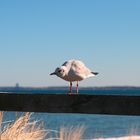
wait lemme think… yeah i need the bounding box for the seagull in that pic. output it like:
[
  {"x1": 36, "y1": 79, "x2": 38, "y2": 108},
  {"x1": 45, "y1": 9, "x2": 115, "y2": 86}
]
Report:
[{"x1": 50, "y1": 59, "x2": 98, "y2": 94}]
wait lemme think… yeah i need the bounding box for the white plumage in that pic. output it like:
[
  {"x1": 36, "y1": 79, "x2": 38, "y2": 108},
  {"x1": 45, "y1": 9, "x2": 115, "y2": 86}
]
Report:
[{"x1": 50, "y1": 59, "x2": 98, "y2": 94}]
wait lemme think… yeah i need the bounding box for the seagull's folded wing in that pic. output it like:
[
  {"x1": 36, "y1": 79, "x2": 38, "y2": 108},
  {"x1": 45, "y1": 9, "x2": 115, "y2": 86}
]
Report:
[{"x1": 71, "y1": 60, "x2": 91, "y2": 77}]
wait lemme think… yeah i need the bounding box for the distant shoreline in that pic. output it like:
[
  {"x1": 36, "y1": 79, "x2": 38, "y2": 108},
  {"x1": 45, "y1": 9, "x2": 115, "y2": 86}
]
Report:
[{"x1": 0, "y1": 86, "x2": 140, "y2": 91}]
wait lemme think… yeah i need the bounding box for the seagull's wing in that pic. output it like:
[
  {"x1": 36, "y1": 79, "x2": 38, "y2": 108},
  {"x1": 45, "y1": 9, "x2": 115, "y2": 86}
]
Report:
[
  {"x1": 70, "y1": 60, "x2": 93, "y2": 78},
  {"x1": 62, "y1": 61, "x2": 68, "y2": 66},
  {"x1": 62, "y1": 60, "x2": 75, "y2": 71},
  {"x1": 62, "y1": 60, "x2": 73, "y2": 67}
]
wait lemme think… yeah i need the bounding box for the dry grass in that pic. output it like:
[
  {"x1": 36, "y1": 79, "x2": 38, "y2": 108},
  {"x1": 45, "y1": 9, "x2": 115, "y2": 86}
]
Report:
[
  {"x1": 59, "y1": 126, "x2": 84, "y2": 140},
  {"x1": 0, "y1": 112, "x2": 84, "y2": 140},
  {"x1": 0, "y1": 112, "x2": 46, "y2": 140},
  {"x1": 0, "y1": 111, "x2": 140, "y2": 140}
]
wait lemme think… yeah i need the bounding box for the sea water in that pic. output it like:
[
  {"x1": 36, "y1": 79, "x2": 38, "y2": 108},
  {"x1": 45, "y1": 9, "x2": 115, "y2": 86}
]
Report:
[{"x1": 1, "y1": 88, "x2": 140, "y2": 139}]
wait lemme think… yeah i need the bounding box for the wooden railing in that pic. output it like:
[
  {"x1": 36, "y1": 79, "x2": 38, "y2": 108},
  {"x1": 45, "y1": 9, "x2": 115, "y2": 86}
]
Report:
[{"x1": 0, "y1": 93, "x2": 140, "y2": 115}]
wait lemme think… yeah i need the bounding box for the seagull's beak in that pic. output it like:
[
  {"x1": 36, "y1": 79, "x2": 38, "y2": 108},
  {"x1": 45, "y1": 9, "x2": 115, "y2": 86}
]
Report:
[{"x1": 50, "y1": 72, "x2": 56, "y2": 75}]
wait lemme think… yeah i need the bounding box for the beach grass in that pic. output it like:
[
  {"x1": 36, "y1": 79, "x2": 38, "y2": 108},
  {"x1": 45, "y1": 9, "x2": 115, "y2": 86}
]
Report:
[
  {"x1": 0, "y1": 112, "x2": 46, "y2": 140},
  {"x1": 0, "y1": 112, "x2": 140, "y2": 140},
  {"x1": 0, "y1": 112, "x2": 84, "y2": 140}
]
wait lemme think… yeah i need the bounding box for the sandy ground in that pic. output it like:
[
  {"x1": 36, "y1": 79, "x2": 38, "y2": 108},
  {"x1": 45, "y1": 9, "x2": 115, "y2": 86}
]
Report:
[{"x1": 94, "y1": 136, "x2": 140, "y2": 140}]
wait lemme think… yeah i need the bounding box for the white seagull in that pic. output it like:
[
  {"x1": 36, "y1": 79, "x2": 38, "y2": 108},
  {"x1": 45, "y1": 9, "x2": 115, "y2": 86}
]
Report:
[{"x1": 50, "y1": 59, "x2": 98, "y2": 94}]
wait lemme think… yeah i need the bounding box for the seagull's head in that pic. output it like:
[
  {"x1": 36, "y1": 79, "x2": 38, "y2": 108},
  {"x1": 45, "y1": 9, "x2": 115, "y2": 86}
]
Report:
[{"x1": 50, "y1": 66, "x2": 66, "y2": 78}]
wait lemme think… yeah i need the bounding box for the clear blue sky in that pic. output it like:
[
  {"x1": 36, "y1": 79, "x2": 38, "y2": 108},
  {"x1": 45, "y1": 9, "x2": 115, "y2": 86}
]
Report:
[{"x1": 0, "y1": 0, "x2": 140, "y2": 87}]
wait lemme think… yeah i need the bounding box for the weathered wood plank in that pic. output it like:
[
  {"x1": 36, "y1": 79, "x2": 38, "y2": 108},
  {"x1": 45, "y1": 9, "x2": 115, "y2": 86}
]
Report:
[{"x1": 0, "y1": 93, "x2": 140, "y2": 115}]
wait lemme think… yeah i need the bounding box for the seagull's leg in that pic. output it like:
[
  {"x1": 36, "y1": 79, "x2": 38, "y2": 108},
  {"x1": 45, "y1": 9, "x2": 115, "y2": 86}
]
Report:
[
  {"x1": 69, "y1": 82, "x2": 72, "y2": 94},
  {"x1": 76, "y1": 81, "x2": 79, "y2": 94}
]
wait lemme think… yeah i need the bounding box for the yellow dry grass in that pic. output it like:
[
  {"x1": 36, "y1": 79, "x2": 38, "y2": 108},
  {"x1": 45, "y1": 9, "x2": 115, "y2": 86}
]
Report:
[
  {"x1": 0, "y1": 111, "x2": 140, "y2": 140},
  {"x1": 0, "y1": 112, "x2": 46, "y2": 140},
  {"x1": 0, "y1": 112, "x2": 84, "y2": 140},
  {"x1": 59, "y1": 126, "x2": 84, "y2": 140}
]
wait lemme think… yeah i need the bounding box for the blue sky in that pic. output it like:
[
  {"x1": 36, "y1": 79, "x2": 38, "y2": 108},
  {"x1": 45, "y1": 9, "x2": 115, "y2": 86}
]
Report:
[{"x1": 0, "y1": 0, "x2": 140, "y2": 87}]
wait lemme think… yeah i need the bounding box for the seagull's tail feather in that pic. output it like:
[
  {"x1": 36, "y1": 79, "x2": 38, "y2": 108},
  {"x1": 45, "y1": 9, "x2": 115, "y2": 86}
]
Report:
[
  {"x1": 87, "y1": 72, "x2": 98, "y2": 78},
  {"x1": 91, "y1": 72, "x2": 99, "y2": 75}
]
